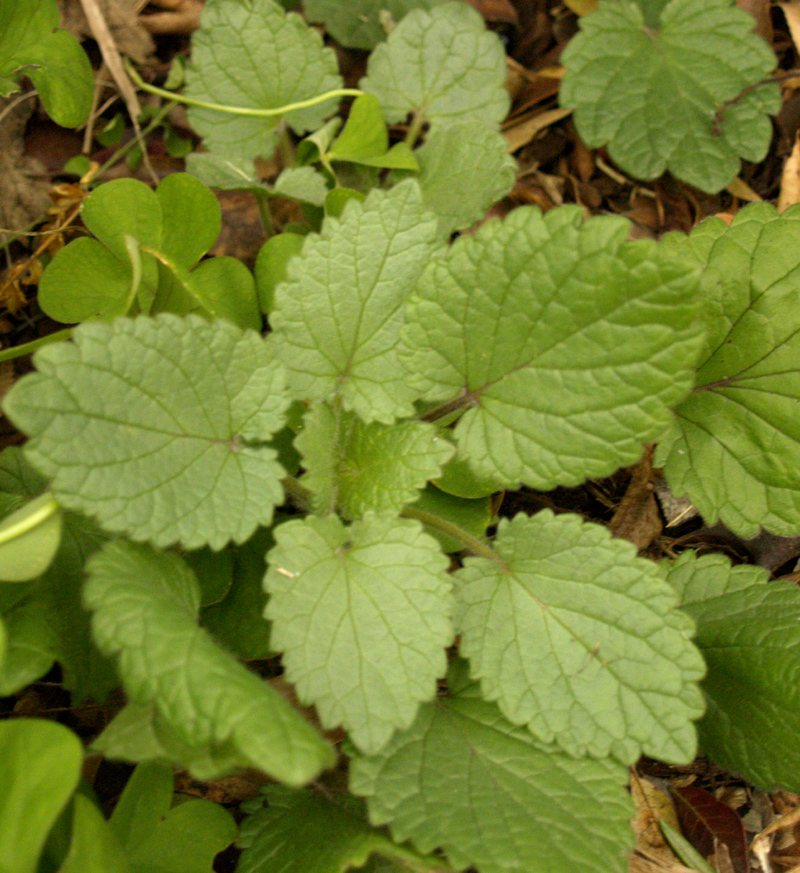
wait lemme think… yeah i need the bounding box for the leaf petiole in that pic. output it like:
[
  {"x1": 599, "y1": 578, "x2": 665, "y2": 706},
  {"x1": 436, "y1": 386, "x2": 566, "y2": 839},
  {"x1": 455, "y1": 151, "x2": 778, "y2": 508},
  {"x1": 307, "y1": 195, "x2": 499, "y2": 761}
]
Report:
[{"x1": 124, "y1": 59, "x2": 363, "y2": 119}]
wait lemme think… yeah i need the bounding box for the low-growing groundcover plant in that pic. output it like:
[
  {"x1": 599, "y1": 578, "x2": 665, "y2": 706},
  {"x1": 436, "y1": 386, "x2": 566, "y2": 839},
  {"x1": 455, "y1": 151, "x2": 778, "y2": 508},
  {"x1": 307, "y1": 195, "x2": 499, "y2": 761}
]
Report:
[{"x1": 2, "y1": 0, "x2": 800, "y2": 871}]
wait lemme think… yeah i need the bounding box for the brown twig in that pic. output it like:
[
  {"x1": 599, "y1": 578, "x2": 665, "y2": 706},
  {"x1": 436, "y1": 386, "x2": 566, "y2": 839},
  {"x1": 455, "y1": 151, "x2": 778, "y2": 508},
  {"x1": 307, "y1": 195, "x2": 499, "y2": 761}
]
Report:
[{"x1": 713, "y1": 70, "x2": 800, "y2": 136}]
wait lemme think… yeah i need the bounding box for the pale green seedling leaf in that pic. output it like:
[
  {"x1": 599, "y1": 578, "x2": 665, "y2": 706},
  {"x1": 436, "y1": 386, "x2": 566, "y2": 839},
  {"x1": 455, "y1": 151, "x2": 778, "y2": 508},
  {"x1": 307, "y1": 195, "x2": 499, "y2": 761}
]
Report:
[
  {"x1": 360, "y1": 2, "x2": 509, "y2": 131},
  {"x1": 656, "y1": 203, "x2": 800, "y2": 536},
  {"x1": 303, "y1": 0, "x2": 447, "y2": 49},
  {"x1": 237, "y1": 787, "x2": 424, "y2": 873},
  {"x1": 414, "y1": 121, "x2": 516, "y2": 237},
  {"x1": 296, "y1": 402, "x2": 454, "y2": 517},
  {"x1": 129, "y1": 799, "x2": 237, "y2": 873},
  {"x1": 456, "y1": 510, "x2": 705, "y2": 762},
  {"x1": 327, "y1": 94, "x2": 420, "y2": 171},
  {"x1": 109, "y1": 763, "x2": 173, "y2": 852},
  {"x1": 2, "y1": 315, "x2": 289, "y2": 550},
  {"x1": 0, "y1": 0, "x2": 93, "y2": 126},
  {"x1": 560, "y1": 0, "x2": 780, "y2": 192},
  {"x1": 268, "y1": 179, "x2": 439, "y2": 422},
  {"x1": 0, "y1": 492, "x2": 62, "y2": 581},
  {"x1": 349, "y1": 672, "x2": 634, "y2": 873},
  {"x1": 184, "y1": 0, "x2": 342, "y2": 161},
  {"x1": 667, "y1": 551, "x2": 800, "y2": 791},
  {"x1": 58, "y1": 794, "x2": 130, "y2": 873},
  {"x1": 400, "y1": 205, "x2": 703, "y2": 489},
  {"x1": 0, "y1": 719, "x2": 83, "y2": 873},
  {"x1": 265, "y1": 514, "x2": 453, "y2": 754},
  {"x1": 85, "y1": 539, "x2": 335, "y2": 784}
]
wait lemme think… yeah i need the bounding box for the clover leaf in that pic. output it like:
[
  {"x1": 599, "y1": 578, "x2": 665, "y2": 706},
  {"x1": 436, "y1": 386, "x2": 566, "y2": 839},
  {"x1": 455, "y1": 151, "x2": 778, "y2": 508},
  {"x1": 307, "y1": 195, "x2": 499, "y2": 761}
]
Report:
[
  {"x1": 302, "y1": 0, "x2": 447, "y2": 49},
  {"x1": 667, "y1": 551, "x2": 800, "y2": 792},
  {"x1": 2, "y1": 315, "x2": 289, "y2": 550},
  {"x1": 264, "y1": 514, "x2": 453, "y2": 754},
  {"x1": 560, "y1": 0, "x2": 780, "y2": 192},
  {"x1": 85, "y1": 539, "x2": 334, "y2": 785},
  {"x1": 349, "y1": 667, "x2": 634, "y2": 873},
  {"x1": 360, "y1": 2, "x2": 509, "y2": 132},
  {"x1": 400, "y1": 204, "x2": 703, "y2": 490},
  {"x1": 0, "y1": 0, "x2": 93, "y2": 127},
  {"x1": 268, "y1": 179, "x2": 439, "y2": 423},
  {"x1": 456, "y1": 511, "x2": 705, "y2": 763},
  {"x1": 296, "y1": 402, "x2": 454, "y2": 517},
  {"x1": 656, "y1": 203, "x2": 800, "y2": 537},
  {"x1": 184, "y1": 0, "x2": 342, "y2": 161},
  {"x1": 39, "y1": 175, "x2": 260, "y2": 328}
]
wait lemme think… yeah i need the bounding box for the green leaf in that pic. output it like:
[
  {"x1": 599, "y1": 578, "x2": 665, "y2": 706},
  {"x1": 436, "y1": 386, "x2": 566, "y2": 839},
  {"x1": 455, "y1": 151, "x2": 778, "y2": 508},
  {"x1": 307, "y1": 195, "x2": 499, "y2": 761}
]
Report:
[
  {"x1": 186, "y1": 152, "x2": 260, "y2": 190},
  {"x1": 360, "y1": 2, "x2": 509, "y2": 131},
  {"x1": 303, "y1": 0, "x2": 447, "y2": 49},
  {"x1": 182, "y1": 546, "x2": 234, "y2": 608},
  {"x1": 129, "y1": 799, "x2": 237, "y2": 873},
  {"x1": 237, "y1": 787, "x2": 422, "y2": 873},
  {"x1": 0, "y1": 595, "x2": 56, "y2": 695},
  {"x1": 325, "y1": 188, "x2": 366, "y2": 218},
  {"x1": 39, "y1": 176, "x2": 222, "y2": 324},
  {"x1": 152, "y1": 254, "x2": 262, "y2": 330},
  {"x1": 85, "y1": 539, "x2": 335, "y2": 784},
  {"x1": 296, "y1": 402, "x2": 454, "y2": 517},
  {"x1": 265, "y1": 514, "x2": 453, "y2": 754},
  {"x1": 268, "y1": 179, "x2": 439, "y2": 423},
  {"x1": 667, "y1": 551, "x2": 800, "y2": 791},
  {"x1": 400, "y1": 205, "x2": 703, "y2": 490},
  {"x1": 327, "y1": 95, "x2": 420, "y2": 171},
  {"x1": 3, "y1": 315, "x2": 289, "y2": 550},
  {"x1": 414, "y1": 121, "x2": 516, "y2": 238},
  {"x1": 456, "y1": 511, "x2": 705, "y2": 762},
  {"x1": 404, "y1": 483, "x2": 493, "y2": 553},
  {"x1": 155, "y1": 173, "x2": 222, "y2": 268},
  {"x1": 107, "y1": 761, "x2": 237, "y2": 873},
  {"x1": 109, "y1": 763, "x2": 173, "y2": 852},
  {"x1": 0, "y1": 492, "x2": 62, "y2": 581},
  {"x1": 274, "y1": 167, "x2": 331, "y2": 206},
  {"x1": 656, "y1": 204, "x2": 800, "y2": 536},
  {"x1": 255, "y1": 233, "x2": 305, "y2": 314},
  {"x1": 201, "y1": 527, "x2": 274, "y2": 660},
  {"x1": 349, "y1": 672, "x2": 635, "y2": 873},
  {"x1": 0, "y1": 448, "x2": 113, "y2": 699},
  {"x1": 0, "y1": 719, "x2": 83, "y2": 873},
  {"x1": 559, "y1": 0, "x2": 780, "y2": 193},
  {"x1": 184, "y1": 0, "x2": 342, "y2": 161},
  {"x1": 0, "y1": 0, "x2": 93, "y2": 126},
  {"x1": 58, "y1": 794, "x2": 129, "y2": 873}
]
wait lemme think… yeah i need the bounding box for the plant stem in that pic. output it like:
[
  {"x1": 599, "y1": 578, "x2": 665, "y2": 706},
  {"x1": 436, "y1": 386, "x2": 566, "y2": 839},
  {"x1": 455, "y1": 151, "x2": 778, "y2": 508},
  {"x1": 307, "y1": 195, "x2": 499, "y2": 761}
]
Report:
[
  {"x1": 0, "y1": 328, "x2": 73, "y2": 363},
  {"x1": 404, "y1": 109, "x2": 426, "y2": 148},
  {"x1": 401, "y1": 505, "x2": 498, "y2": 561},
  {"x1": 94, "y1": 100, "x2": 177, "y2": 180},
  {"x1": 124, "y1": 59, "x2": 363, "y2": 118},
  {"x1": 0, "y1": 493, "x2": 60, "y2": 544}
]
